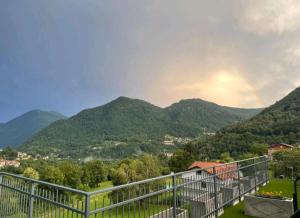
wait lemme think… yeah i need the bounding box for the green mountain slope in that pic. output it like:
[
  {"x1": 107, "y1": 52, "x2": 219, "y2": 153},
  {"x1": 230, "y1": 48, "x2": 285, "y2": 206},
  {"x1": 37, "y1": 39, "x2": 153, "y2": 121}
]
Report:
[
  {"x1": 21, "y1": 97, "x2": 262, "y2": 158},
  {"x1": 222, "y1": 87, "x2": 300, "y2": 140},
  {"x1": 190, "y1": 87, "x2": 300, "y2": 158},
  {"x1": 166, "y1": 99, "x2": 261, "y2": 132},
  {"x1": 0, "y1": 110, "x2": 66, "y2": 147}
]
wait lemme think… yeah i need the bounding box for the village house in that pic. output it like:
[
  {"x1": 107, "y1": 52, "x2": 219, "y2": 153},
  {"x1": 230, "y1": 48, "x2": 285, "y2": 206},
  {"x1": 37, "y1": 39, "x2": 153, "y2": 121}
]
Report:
[
  {"x1": 268, "y1": 143, "x2": 294, "y2": 157},
  {"x1": 0, "y1": 159, "x2": 20, "y2": 168},
  {"x1": 16, "y1": 152, "x2": 32, "y2": 160},
  {"x1": 180, "y1": 161, "x2": 239, "y2": 217},
  {"x1": 182, "y1": 161, "x2": 239, "y2": 193}
]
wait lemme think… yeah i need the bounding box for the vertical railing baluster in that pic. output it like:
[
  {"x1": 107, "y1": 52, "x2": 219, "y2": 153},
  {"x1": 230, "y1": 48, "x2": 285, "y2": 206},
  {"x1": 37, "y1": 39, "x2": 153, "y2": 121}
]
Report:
[
  {"x1": 171, "y1": 173, "x2": 177, "y2": 218},
  {"x1": 237, "y1": 162, "x2": 241, "y2": 202},
  {"x1": 28, "y1": 182, "x2": 36, "y2": 218},
  {"x1": 85, "y1": 194, "x2": 90, "y2": 218},
  {"x1": 0, "y1": 174, "x2": 3, "y2": 195},
  {"x1": 213, "y1": 167, "x2": 218, "y2": 218},
  {"x1": 253, "y1": 159, "x2": 257, "y2": 192},
  {"x1": 265, "y1": 155, "x2": 269, "y2": 183}
]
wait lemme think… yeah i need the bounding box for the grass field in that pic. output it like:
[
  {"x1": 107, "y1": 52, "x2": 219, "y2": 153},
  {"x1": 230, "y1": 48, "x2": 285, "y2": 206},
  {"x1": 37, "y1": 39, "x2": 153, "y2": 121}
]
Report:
[{"x1": 220, "y1": 179, "x2": 294, "y2": 218}]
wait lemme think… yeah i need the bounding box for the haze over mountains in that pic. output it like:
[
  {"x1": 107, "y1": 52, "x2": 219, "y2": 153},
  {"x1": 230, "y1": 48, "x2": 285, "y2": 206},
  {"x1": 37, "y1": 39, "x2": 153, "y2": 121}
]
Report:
[
  {"x1": 0, "y1": 110, "x2": 66, "y2": 147},
  {"x1": 20, "y1": 97, "x2": 262, "y2": 158}
]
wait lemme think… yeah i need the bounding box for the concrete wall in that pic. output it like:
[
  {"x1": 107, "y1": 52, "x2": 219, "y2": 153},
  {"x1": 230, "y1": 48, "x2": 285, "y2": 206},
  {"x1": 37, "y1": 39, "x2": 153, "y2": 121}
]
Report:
[{"x1": 244, "y1": 194, "x2": 293, "y2": 218}]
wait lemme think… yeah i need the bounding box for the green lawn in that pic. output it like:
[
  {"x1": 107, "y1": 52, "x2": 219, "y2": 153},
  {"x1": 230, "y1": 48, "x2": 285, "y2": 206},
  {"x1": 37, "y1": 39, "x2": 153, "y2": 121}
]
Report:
[
  {"x1": 220, "y1": 179, "x2": 294, "y2": 218},
  {"x1": 90, "y1": 181, "x2": 114, "y2": 192}
]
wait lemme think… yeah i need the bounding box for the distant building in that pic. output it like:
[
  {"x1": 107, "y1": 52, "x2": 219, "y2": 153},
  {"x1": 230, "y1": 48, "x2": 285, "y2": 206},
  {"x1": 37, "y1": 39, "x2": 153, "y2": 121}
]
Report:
[
  {"x1": 182, "y1": 161, "x2": 238, "y2": 193},
  {"x1": 0, "y1": 160, "x2": 20, "y2": 168},
  {"x1": 163, "y1": 152, "x2": 174, "y2": 158},
  {"x1": 268, "y1": 143, "x2": 294, "y2": 157},
  {"x1": 16, "y1": 152, "x2": 32, "y2": 160}
]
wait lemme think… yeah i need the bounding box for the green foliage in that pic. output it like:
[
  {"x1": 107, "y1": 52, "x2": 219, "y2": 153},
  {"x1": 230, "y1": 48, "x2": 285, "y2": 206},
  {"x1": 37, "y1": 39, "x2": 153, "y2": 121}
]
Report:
[
  {"x1": 0, "y1": 110, "x2": 65, "y2": 147},
  {"x1": 167, "y1": 99, "x2": 261, "y2": 132},
  {"x1": 168, "y1": 150, "x2": 195, "y2": 172},
  {"x1": 16, "y1": 159, "x2": 110, "y2": 190},
  {"x1": 219, "y1": 152, "x2": 234, "y2": 163},
  {"x1": 58, "y1": 161, "x2": 83, "y2": 189},
  {"x1": 0, "y1": 146, "x2": 18, "y2": 160},
  {"x1": 21, "y1": 97, "x2": 260, "y2": 159},
  {"x1": 272, "y1": 149, "x2": 300, "y2": 178},
  {"x1": 110, "y1": 154, "x2": 162, "y2": 186},
  {"x1": 238, "y1": 152, "x2": 257, "y2": 160},
  {"x1": 82, "y1": 160, "x2": 107, "y2": 188},
  {"x1": 40, "y1": 166, "x2": 65, "y2": 185},
  {"x1": 249, "y1": 143, "x2": 268, "y2": 155},
  {"x1": 23, "y1": 167, "x2": 40, "y2": 180}
]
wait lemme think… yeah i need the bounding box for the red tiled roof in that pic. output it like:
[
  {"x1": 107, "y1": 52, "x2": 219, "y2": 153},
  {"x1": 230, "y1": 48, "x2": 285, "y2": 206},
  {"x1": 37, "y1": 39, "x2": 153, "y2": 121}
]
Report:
[{"x1": 189, "y1": 161, "x2": 238, "y2": 180}]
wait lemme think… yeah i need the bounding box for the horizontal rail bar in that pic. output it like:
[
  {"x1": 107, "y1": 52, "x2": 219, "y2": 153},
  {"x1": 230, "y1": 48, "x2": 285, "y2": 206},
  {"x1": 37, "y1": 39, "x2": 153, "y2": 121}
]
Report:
[
  {"x1": 0, "y1": 182, "x2": 86, "y2": 214},
  {"x1": 89, "y1": 155, "x2": 268, "y2": 196},
  {"x1": 0, "y1": 172, "x2": 88, "y2": 195}
]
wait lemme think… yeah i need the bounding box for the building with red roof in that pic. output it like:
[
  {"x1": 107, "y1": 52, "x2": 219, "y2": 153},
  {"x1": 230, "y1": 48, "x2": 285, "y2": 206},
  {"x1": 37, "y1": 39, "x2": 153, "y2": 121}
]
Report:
[{"x1": 268, "y1": 143, "x2": 293, "y2": 157}]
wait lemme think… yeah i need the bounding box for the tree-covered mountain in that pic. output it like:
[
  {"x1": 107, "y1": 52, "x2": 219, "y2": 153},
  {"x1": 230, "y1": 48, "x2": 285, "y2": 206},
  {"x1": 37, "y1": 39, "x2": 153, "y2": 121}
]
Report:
[
  {"x1": 187, "y1": 87, "x2": 300, "y2": 159},
  {"x1": 166, "y1": 99, "x2": 260, "y2": 132},
  {"x1": 0, "y1": 110, "x2": 66, "y2": 147},
  {"x1": 21, "y1": 97, "x2": 261, "y2": 158}
]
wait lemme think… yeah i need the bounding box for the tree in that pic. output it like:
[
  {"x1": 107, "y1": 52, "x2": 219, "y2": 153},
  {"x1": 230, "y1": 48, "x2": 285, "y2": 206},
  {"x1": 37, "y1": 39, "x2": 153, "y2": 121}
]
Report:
[
  {"x1": 0, "y1": 147, "x2": 18, "y2": 160},
  {"x1": 82, "y1": 160, "x2": 107, "y2": 188},
  {"x1": 41, "y1": 166, "x2": 65, "y2": 185},
  {"x1": 219, "y1": 152, "x2": 234, "y2": 163},
  {"x1": 168, "y1": 150, "x2": 194, "y2": 172},
  {"x1": 58, "y1": 161, "x2": 82, "y2": 188},
  {"x1": 249, "y1": 143, "x2": 268, "y2": 155},
  {"x1": 110, "y1": 155, "x2": 162, "y2": 186},
  {"x1": 23, "y1": 167, "x2": 39, "y2": 180},
  {"x1": 110, "y1": 167, "x2": 128, "y2": 186},
  {"x1": 238, "y1": 152, "x2": 257, "y2": 160}
]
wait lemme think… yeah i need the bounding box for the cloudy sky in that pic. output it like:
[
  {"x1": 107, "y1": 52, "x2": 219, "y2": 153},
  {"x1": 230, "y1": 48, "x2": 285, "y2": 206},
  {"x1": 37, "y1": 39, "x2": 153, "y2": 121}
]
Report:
[{"x1": 1, "y1": 0, "x2": 300, "y2": 122}]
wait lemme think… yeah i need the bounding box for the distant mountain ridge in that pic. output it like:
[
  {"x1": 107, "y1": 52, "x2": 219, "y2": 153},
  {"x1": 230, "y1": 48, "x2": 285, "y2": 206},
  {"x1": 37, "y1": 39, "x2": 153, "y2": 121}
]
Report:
[
  {"x1": 221, "y1": 87, "x2": 300, "y2": 140},
  {"x1": 0, "y1": 110, "x2": 66, "y2": 147},
  {"x1": 166, "y1": 99, "x2": 260, "y2": 132},
  {"x1": 21, "y1": 97, "x2": 262, "y2": 158},
  {"x1": 194, "y1": 87, "x2": 300, "y2": 158}
]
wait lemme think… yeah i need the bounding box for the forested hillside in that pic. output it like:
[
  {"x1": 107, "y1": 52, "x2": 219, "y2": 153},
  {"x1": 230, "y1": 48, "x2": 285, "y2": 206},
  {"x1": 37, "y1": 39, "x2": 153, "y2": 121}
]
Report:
[
  {"x1": 186, "y1": 87, "x2": 300, "y2": 159},
  {"x1": 166, "y1": 99, "x2": 260, "y2": 132},
  {"x1": 21, "y1": 97, "x2": 261, "y2": 159},
  {"x1": 0, "y1": 110, "x2": 66, "y2": 147}
]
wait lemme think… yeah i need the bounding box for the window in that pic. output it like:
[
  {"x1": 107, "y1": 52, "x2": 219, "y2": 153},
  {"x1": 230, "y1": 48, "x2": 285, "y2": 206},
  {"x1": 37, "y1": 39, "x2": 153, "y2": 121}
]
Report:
[
  {"x1": 196, "y1": 170, "x2": 202, "y2": 175},
  {"x1": 201, "y1": 182, "x2": 206, "y2": 188}
]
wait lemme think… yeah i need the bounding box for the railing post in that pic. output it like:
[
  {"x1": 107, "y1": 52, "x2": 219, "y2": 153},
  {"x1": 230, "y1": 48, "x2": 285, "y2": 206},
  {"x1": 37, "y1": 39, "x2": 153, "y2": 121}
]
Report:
[
  {"x1": 0, "y1": 174, "x2": 3, "y2": 193},
  {"x1": 237, "y1": 163, "x2": 241, "y2": 202},
  {"x1": 213, "y1": 167, "x2": 218, "y2": 217},
  {"x1": 293, "y1": 177, "x2": 300, "y2": 212},
  {"x1": 28, "y1": 182, "x2": 36, "y2": 218},
  {"x1": 253, "y1": 159, "x2": 257, "y2": 192},
  {"x1": 171, "y1": 173, "x2": 177, "y2": 218},
  {"x1": 85, "y1": 194, "x2": 90, "y2": 218},
  {"x1": 264, "y1": 155, "x2": 269, "y2": 183}
]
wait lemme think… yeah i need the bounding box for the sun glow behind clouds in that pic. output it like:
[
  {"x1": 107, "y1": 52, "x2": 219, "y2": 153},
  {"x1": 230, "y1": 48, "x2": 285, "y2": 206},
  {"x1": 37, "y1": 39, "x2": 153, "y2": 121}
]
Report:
[{"x1": 148, "y1": 69, "x2": 263, "y2": 108}]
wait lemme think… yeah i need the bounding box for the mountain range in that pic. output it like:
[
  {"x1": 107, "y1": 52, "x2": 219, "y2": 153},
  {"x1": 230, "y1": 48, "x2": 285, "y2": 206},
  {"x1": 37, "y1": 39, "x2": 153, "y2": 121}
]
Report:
[
  {"x1": 20, "y1": 97, "x2": 262, "y2": 158},
  {"x1": 193, "y1": 87, "x2": 300, "y2": 158},
  {"x1": 221, "y1": 87, "x2": 300, "y2": 142},
  {"x1": 0, "y1": 110, "x2": 66, "y2": 147}
]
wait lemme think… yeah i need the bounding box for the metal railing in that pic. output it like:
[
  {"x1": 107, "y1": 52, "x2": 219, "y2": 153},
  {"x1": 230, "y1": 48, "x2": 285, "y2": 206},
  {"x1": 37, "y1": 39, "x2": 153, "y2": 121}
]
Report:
[
  {"x1": 292, "y1": 176, "x2": 300, "y2": 217},
  {"x1": 0, "y1": 155, "x2": 269, "y2": 218}
]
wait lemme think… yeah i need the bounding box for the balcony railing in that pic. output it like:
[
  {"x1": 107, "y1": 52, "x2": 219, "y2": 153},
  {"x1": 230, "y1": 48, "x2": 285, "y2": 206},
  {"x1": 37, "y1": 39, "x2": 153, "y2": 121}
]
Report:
[{"x1": 0, "y1": 155, "x2": 269, "y2": 218}]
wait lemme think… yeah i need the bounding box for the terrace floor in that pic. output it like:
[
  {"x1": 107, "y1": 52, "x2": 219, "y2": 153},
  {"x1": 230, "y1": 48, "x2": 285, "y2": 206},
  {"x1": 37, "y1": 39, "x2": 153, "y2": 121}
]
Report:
[{"x1": 220, "y1": 179, "x2": 294, "y2": 218}]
